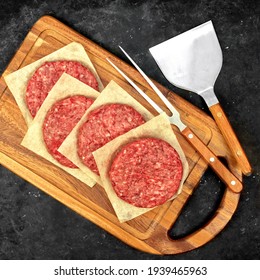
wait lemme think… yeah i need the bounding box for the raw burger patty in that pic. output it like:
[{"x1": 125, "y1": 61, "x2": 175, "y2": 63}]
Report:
[
  {"x1": 77, "y1": 103, "x2": 145, "y2": 174},
  {"x1": 109, "y1": 138, "x2": 183, "y2": 208},
  {"x1": 43, "y1": 95, "x2": 94, "y2": 168},
  {"x1": 26, "y1": 60, "x2": 98, "y2": 117}
]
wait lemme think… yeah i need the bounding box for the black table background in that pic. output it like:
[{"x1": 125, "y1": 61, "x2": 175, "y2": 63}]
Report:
[{"x1": 0, "y1": 0, "x2": 259, "y2": 260}]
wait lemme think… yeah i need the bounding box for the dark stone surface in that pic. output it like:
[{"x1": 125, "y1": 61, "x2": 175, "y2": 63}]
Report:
[{"x1": 0, "y1": 0, "x2": 259, "y2": 259}]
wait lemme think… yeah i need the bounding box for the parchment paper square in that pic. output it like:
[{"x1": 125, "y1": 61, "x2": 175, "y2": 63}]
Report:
[
  {"x1": 93, "y1": 113, "x2": 189, "y2": 223},
  {"x1": 4, "y1": 42, "x2": 103, "y2": 126},
  {"x1": 21, "y1": 73, "x2": 99, "y2": 187}
]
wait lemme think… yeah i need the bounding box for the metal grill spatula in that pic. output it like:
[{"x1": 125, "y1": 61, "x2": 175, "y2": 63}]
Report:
[
  {"x1": 106, "y1": 55, "x2": 242, "y2": 193},
  {"x1": 149, "y1": 21, "x2": 251, "y2": 176},
  {"x1": 150, "y1": 21, "x2": 252, "y2": 175}
]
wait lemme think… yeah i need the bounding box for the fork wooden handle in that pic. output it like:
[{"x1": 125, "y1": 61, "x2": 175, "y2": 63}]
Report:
[
  {"x1": 209, "y1": 103, "x2": 252, "y2": 176},
  {"x1": 182, "y1": 127, "x2": 243, "y2": 193}
]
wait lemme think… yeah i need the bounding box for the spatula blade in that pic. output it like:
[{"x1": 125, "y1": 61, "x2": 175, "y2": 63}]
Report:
[{"x1": 149, "y1": 21, "x2": 223, "y2": 95}]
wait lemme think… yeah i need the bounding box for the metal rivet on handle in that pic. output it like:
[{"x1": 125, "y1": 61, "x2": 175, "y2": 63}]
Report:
[
  {"x1": 231, "y1": 180, "x2": 236, "y2": 185},
  {"x1": 210, "y1": 157, "x2": 215, "y2": 162},
  {"x1": 188, "y1": 133, "x2": 193, "y2": 139}
]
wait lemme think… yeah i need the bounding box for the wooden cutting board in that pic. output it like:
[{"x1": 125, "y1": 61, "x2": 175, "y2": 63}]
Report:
[{"x1": 0, "y1": 16, "x2": 242, "y2": 255}]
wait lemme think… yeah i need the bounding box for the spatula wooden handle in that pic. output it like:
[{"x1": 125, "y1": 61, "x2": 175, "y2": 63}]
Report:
[
  {"x1": 209, "y1": 103, "x2": 252, "y2": 176},
  {"x1": 182, "y1": 127, "x2": 243, "y2": 193}
]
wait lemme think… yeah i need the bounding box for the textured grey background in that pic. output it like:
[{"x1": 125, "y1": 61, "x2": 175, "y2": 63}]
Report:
[{"x1": 0, "y1": 0, "x2": 259, "y2": 259}]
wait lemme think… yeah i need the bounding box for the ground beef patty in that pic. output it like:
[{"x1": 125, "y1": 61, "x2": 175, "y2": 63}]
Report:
[
  {"x1": 26, "y1": 61, "x2": 98, "y2": 117},
  {"x1": 109, "y1": 138, "x2": 183, "y2": 208},
  {"x1": 43, "y1": 95, "x2": 94, "y2": 168},
  {"x1": 77, "y1": 103, "x2": 145, "y2": 174}
]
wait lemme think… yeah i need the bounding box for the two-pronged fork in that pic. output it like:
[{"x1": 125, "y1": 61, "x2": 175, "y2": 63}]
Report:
[{"x1": 106, "y1": 48, "x2": 242, "y2": 193}]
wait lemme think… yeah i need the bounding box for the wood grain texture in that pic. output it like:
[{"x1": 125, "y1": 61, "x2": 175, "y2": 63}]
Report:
[
  {"x1": 182, "y1": 126, "x2": 243, "y2": 193},
  {"x1": 209, "y1": 103, "x2": 252, "y2": 176},
  {"x1": 0, "y1": 16, "x2": 242, "y2": 255}
]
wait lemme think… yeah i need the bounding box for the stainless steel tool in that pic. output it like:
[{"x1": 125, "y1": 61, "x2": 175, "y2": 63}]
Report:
[
  {"x1": 106, "y1": 56, "x2": 242, "y2": 193},
  {"x1": 149, "y1": 21, "x2": 251, "y2": 176}
]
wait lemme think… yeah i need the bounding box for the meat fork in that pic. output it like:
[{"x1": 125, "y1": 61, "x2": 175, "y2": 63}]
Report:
[{"x1": 106, "y1": 48, "x2": 242, "y2": 193}]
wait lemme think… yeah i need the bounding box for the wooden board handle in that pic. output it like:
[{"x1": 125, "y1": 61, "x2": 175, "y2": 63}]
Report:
[
  {"x1": 209, "y1": 103, "x2": 252, "y2": 176},
  {"x1": 147, "y1": 185, "x2": 240, "y2": 255},
  {"x1": 182, "y1": 127, "x2": 243, "y2": 193}
]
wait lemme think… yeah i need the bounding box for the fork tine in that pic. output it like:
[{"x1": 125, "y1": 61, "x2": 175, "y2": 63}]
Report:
[
  {"x1": 119, "y1": 46, "x2": 177, "y2": 115},
  {"x1": 106, "y1": 58, "x2": 163, "y2": 114}
]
